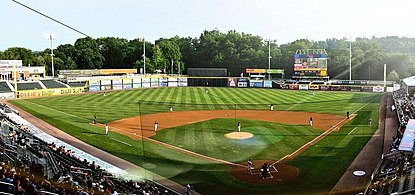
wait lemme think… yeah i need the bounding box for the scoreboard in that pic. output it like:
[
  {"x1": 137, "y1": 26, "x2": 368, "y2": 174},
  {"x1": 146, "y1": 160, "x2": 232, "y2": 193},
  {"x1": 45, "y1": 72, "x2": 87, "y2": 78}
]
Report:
[{"x1": 293, "y1": 49, "x2": 328, "y2": 79}]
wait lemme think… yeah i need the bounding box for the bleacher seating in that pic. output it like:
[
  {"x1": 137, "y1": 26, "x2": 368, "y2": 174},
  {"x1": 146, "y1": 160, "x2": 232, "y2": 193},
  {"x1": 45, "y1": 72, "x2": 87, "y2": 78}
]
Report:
[
  {"x1": 40, "y1": 80, "x2": 68, "y2": 89},
  {"x1": 16, "y1": 82, "x2": 43, "y2": 90},
  {"x1": 365, "y1": 89, "x2": 415, "y2": 194},
  {"x1": 0, "y1": 82, "x2": 12, "y2": 93},
  {"x1": 67, "y1": 82, "x2": 86, "y2": 87},
  {"x1": 0, "y1": 103, "x2": 181, "y2": 195}
]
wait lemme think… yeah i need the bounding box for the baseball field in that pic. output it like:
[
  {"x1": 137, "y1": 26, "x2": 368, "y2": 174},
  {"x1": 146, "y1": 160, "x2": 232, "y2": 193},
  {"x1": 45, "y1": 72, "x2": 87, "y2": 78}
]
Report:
[{"x1": 9, "y1": 87, "x2": 381, "y2": 194}]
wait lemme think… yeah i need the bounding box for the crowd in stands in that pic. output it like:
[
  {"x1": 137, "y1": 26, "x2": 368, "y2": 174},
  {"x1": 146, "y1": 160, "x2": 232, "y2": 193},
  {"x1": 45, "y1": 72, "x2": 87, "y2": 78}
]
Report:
[
  {"x1": 0, "y1": 103, "x2": 179, "y2": 195},
  {"x1": 365, "y1": 89, "x2": 415, "y2": 194}
]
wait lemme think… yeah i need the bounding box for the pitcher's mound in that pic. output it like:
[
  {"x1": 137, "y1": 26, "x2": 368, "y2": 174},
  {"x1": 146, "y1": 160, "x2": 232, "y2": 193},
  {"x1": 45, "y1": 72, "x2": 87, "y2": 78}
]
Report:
[{"x1": 225, "y1": 132, "x2": 254, "y2": 140}]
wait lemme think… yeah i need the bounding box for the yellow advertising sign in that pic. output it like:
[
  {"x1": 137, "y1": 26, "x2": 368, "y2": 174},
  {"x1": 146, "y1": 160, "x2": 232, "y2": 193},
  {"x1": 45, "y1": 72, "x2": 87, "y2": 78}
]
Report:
[
  {"x1": 246, "y1": 69, "x2": 266, "y2": 73},
  {"x1": 17, "y1": 87, "x2": 85, "y2": 98}
]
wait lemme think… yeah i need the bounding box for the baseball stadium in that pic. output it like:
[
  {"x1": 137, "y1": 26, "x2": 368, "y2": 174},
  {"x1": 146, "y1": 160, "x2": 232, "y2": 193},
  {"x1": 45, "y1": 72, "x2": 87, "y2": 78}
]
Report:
[
  {"x1": 0, "y1": 57, "x2": 403, "y2": 195},
  {"x1": 2, "y1": 1, "x2": 415, "y2": 194}
]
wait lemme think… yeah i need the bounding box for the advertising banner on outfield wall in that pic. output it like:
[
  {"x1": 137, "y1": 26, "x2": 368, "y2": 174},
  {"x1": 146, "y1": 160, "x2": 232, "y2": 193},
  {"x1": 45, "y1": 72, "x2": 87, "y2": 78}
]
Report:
[
  {"x1": 142, "y1": 78, "x2": 150, "y2": 83},
  {"x1": 101, "y1": 85, "x2": 111, "y2": 90},
  {"x1": 112, "y1": 85, "x2": 122, "y2": 90},
  {"x1": 250, "y1": 80, "x2": 263, "y2": 88},
  {"x1": 288, "y1": 84, "x2": 299, "y2": 90},
  {"x1": 263, "y1": 80, "x2": 272, "y2": 88},
  {"x1": 150, "y1": 81, "x2": 159, "y2": 87},
  {"x1": 168, "y1": 77, "x2": 178, "y2": 82},
  {"x1": 299, "y1": 84, "x2": 309, "y2": 90},
  {"x1": 373, "y1": 85, "x2": 384, "y2": 93},
  {"x1": 151, "y1": 78, "x2": 159, "y2": 84},
  {"x1": 237, "y1": 78, "x2": 248, "y2": 88},
  {"x1": 112, "y1": 79, "x2": 122, "y2": 85},
  {"x1": 122, "y1": 79, "x2": 132, "y2": 84},
  {"x1": 89, "y1": 80, "x2": 100, "y2": 85},
  {"x1": 89, "y1": 85, "x2": 100, "y2": 92},
  {"x1": 168, "y1": 82, "x2": 178, "y2": 87},
  {"x1": 160, "y1": 82, "x2": 168, "y2": 87},
  {"x1": 178, "y1": 78, "x2": 188, "y2": 87},
  {"x1": 309, "y1": 85, "x2": 319, "y2": 90},
  {"x1": 142, "y1": 83, "x2": 150, "y2": 88},
  {"x1": 101, "y1": 80, "x2": 111, "y2": 85},
  {"x1": 227, "y1": 78, "x2": 237, "y2": 87},
  {"x1": 18, "y1": 87, "x2": 85, "y2": 98},
  {"x1": 123, "y1": 84, "x2": 132, "y2": 89},
  {"x1": 132, "y1": 78, "x2": 142, "y2": 84},
  {"x1": 132, "y1": 83, "x2": 142, "y2": 88},
  {"x1": 320, "y1": 85, "x2": 330, "y2": 91}
]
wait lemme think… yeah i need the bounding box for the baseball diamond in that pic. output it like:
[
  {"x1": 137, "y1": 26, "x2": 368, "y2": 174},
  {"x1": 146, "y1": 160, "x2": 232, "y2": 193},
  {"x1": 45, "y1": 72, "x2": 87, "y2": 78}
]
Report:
[{"x1": 9, "y1": 87, "x2": 381, "y2": 194}]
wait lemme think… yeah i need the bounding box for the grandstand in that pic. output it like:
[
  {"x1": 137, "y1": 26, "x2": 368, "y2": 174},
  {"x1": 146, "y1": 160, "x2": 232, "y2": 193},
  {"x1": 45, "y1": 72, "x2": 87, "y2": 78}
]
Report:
[
  {"x1": 365, "y1": 89, "x2": 415, "y2": 194},
  {"x1": 67, "y1": 82, "x2": 86, "y2": 87},
  {"x1": 0, "y1": 103, "x2": 180, "y2": 195},
  {"x1": 0, "y1": 81, "x2": 12, "y2": 93},
  {"x1": 40, "y1": 79, "x2": 68, "y2": 89},
  {"x1": 16, "y1": 82, "x2": 43, "y2": 91}
]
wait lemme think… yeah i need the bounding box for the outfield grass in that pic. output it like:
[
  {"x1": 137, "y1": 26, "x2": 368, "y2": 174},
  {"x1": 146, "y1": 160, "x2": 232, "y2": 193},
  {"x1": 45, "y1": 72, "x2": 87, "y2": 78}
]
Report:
[{"x1": 10, "y1": 88, "x2": 381, "y2": 194}]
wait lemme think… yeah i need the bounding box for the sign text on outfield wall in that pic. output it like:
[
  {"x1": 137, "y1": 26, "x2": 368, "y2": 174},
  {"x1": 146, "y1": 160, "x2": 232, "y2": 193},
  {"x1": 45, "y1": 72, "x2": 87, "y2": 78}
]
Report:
[
  {"x1": 246, "y1": 69, "x2": 284, "y2": 74},
  {"x1": 17, "y1": 87, "x2": 85, "y2": 98}
]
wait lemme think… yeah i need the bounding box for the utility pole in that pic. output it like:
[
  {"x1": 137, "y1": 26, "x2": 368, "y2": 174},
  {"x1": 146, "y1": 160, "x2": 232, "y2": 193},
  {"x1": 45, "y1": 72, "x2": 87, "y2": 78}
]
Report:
[{"x1": 143, "y1": 37, "x2": 146, "y2": 75}]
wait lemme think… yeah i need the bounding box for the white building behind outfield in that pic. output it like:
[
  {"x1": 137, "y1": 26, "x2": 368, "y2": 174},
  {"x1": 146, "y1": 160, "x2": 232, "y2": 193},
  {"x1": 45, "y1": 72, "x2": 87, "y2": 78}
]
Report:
[{"x1": 0, "y1": 60, "x2": 45, "y2": 80}]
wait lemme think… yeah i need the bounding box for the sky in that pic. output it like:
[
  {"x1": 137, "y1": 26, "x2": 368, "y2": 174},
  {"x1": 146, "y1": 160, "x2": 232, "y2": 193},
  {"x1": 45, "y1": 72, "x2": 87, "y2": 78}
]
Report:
[{"x1": 1, "y1": 0, "x2": 415, "y2": 51}]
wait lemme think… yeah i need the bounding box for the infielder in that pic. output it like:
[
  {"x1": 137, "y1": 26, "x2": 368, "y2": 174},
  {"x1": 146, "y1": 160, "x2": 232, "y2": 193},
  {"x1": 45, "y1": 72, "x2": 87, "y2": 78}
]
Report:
[
  {"x1": 154, "y1": 120, "x2": 158, "y2": 132},
  {"x1": 237, "y1": 122, "x2": 241, "y2": 132},
  {"x1": 105, "y1": 123, "x2": 109, "y2": 135},
  {"x1": 248, "y1": 159, "x2": 253, "y2": 175},
  {"x1": 309, "y1": 116, "x2": 313, "y2": 126},
  {"x1": 169, "y1": 106, "x2": 173, "y2": 112},
  {"x1": 270, "y1": 104, "x2": 274, "y2": 111}
]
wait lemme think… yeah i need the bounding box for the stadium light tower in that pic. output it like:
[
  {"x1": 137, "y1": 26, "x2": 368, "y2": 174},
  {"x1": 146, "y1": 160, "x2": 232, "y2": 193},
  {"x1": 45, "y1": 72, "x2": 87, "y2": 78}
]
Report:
[
  {"x1": 45, "y1": 33, "x2": 57, "y2": 77},
  {"x1": 266, "y1": 39, "x2": 276, "y2": 80},
  {"x1": 349, "y1": 37, "x2": 352, "y2": 81},
  {"x1": 141, "y1": 37, "x2": 146, "y2": 75}
]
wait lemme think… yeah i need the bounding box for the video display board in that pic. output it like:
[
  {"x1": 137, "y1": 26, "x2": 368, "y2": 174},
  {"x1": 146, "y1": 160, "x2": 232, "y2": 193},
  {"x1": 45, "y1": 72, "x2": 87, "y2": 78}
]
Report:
[{"x1": 293, "y1": 50, "x2": 328, "y2": 78}]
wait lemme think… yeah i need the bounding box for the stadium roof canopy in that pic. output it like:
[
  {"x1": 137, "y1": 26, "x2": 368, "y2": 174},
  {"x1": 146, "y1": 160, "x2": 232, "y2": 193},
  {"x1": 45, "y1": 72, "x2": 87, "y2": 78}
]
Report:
[{"x1": 403, "y1": 76, "x2": 415, "y2": 87}]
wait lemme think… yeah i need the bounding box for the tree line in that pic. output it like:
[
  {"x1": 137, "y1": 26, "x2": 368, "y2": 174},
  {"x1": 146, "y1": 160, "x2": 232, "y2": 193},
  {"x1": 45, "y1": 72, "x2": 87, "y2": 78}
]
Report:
[{"x1": 1, "y1": 30, "x2": 415, "y2": 81}]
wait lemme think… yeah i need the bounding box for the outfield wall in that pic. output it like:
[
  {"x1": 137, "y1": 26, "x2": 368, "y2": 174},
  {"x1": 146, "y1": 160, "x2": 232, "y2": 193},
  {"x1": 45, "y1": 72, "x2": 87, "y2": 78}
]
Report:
[
  {"x1": 16, "y1": 87, "x2": 85, "y2": 98},
  {"x1": 8, "y1": 76, "x2": 393, "y2": 99}
]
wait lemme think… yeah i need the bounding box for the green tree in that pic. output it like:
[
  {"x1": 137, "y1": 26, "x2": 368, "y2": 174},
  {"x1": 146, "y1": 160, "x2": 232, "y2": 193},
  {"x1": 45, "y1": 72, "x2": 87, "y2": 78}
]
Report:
[
  {"x1": 74, "y1": 37, "x2": 104, "y2": 69},
  {"x1": 156, "y1": 39, "x2": 182, "y2": 74},
  {"x1": 152, "y1": 45, "x2": 166, "y2": 72},
  {"x1": 3, "y1": 47, "x2": 35, "y2": 66},
  {"x1": 97, "y1": 37, "x2": 129, "y2": 68},
  {"x1": 387, "y1": 70, "x2": 400, "y2": 82}
]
